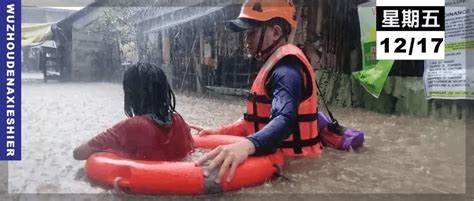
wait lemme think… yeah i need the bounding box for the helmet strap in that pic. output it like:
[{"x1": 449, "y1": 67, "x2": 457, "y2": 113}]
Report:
[
  {"x1": 259, "y1": 35, "x2": 283, "y2": 58},
  {"x1": 255, "y1": 22, "x2": 267, "y2": 60},
  {"x1": 255, "y1": 23, "x2": 285, "y2": 61}
]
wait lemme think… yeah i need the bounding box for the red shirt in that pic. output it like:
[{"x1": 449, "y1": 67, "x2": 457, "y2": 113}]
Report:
[{"x1": 87, "y1": 114, "x2": 193, "y2": 161}]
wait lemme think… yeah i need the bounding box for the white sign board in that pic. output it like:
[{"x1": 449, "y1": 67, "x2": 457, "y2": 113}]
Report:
[{"x1": 424, "y1": 4, "x2": 474, "y2": 99}]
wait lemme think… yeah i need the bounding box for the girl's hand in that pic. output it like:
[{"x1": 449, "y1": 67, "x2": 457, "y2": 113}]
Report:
[{"x1": 189, "y1": 125, "x2": 220, "y2": 136}]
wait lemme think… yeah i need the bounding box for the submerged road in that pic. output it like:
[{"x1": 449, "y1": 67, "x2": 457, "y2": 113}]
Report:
[{"x1": 10, "y1": 81, "x2": 465, "y2": 196}]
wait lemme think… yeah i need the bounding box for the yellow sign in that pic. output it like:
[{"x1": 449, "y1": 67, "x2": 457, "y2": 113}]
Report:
[{"x1": 21, "y1": 23, "x2": 54, "y2": 47}]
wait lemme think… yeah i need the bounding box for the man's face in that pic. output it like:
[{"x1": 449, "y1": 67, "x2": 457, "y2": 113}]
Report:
[{"x1": 244, "y1": 25, "x2": 280, "y2": 57}]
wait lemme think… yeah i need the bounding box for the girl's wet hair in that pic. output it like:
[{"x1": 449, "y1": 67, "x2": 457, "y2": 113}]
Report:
[{"x1": 123, "y1": 62, "x2": 176, "y2": 125}]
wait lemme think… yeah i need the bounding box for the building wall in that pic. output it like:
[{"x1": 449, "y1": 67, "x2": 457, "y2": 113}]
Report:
[
  {"x1": 70, "y1": 32, "x2": 104, "y2": 81},
  {"x1": 22, "y1": 7, "x2": 76, "y2": 74},
  {"x1": 55, "y1": 5, "x2": 123, "y2": 82},
  {"x1": 136, "y1": 1, "x2": 424, "y2": 93},
  {"x1": 136, "y1": 5, "x2": 246, "y2": 92}
]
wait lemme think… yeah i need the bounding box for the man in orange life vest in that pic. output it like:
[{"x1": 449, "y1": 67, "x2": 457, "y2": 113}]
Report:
[{"x1": 193, "y1": 0, "x2": 320, "y2": 183}]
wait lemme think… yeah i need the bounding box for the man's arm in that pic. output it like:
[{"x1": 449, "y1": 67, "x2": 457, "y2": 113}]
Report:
[
  {"x1": 247, "y1": 62, "x2": 302, "y2": 155},
  {"x1": 193, "y1": 60, "x2": 303, "y2": 184}
]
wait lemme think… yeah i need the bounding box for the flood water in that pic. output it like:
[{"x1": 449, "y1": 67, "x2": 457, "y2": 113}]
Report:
[{"x1": 10, "y1": 81, "x2": 466, "y2": 196}]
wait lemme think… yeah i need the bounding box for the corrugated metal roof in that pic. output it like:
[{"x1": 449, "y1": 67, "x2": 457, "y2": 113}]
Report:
[
  {"x1": 136, "y1": 0, "x2": 205, "y2": 23},
  {"x1": 143, "y1": 2, "x2": 234, "y2": 33}
]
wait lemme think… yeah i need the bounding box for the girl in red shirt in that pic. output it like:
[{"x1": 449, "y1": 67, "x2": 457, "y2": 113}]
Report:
[{"x1": 73, "y1": 63, "x2": 193, "y2": 161}]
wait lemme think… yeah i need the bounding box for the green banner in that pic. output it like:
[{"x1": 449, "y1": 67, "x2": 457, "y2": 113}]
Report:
[
  {"x1": 354, "y1": 3, "x2": 395, "y2": 98},
  {"x1": 353, "y1": 60, "x2": 395, "y2": 98}
]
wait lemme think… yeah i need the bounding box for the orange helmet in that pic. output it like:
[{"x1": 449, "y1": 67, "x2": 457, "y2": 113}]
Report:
[{"x1": 229, "y1": 0, "x2": 297, "y2": 32}]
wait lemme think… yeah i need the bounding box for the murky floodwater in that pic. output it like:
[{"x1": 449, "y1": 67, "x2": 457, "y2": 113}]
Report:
[{"x1": 10, "y1": 81, "x2": 465, "y2": 196}]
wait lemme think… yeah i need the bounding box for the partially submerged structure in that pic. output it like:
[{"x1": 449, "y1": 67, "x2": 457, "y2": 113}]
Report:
[
  {"x1": 135, "y1": 0, "x2": 250, "y2": 93},
  {"x1": 55, "y1": 2, "x2": 120, "y2": 81},
  {"x1": 21, "y1": 6, "x2": 77, "y2": 75},
  {"x1": 135, "y1": 0, "x2": 472, "y2": 118},
  {"x1": 24, "y1": 0, "x2": 469, "y2": 118}
]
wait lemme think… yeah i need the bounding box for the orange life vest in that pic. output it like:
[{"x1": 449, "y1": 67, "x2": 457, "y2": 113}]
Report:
[{"x1": 243, "y1": 44, "x2": 321, "y2": 156}]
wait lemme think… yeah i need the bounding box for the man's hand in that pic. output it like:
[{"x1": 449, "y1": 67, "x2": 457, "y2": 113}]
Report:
[
  {"x1": 194, "y1": 139, "x2": 256, "y2": 183},
  {"x1": 189, "y1": 125, "x2": 220, "y2": 136}
]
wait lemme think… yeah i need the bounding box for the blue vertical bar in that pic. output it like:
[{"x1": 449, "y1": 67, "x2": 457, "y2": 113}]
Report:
[
  {"x1": 0, "y1": 0, "x2": 6, "y2": 161},
  {"x1": 15, "y1": 0, "x2": 21, "y2": 161},
  {"x1": 0, "y1": 0, "x2": 21, "y2": 161}
]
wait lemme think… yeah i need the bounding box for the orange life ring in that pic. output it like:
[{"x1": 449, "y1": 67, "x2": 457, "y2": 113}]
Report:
[{"x1": 84, "y1": 135, "x2": 285, "y2": 195}]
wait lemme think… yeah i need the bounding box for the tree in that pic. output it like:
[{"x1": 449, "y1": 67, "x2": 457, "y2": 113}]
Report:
[{"x1": 85, "y1": 5, "x2": 143, "y2": 63}]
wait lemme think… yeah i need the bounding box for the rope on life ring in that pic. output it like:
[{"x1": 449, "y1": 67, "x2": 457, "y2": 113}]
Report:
[
  {"x1": 272, "y1": 164, "x2": 294, "y2": 183},
  {"x1": 113, "y1": 177, "x2": 127, "y2": 194}
]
